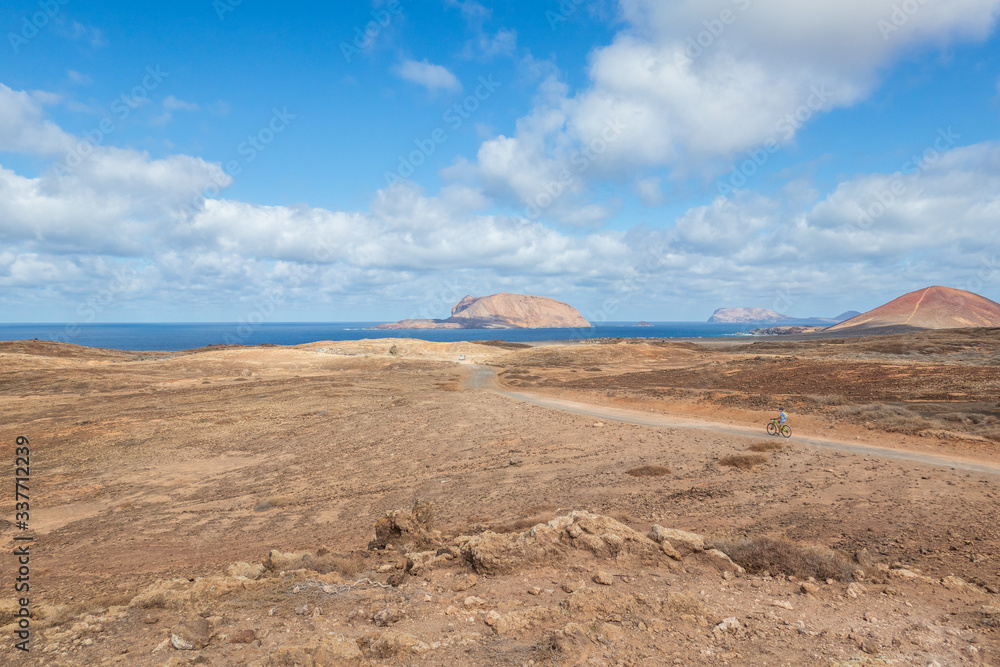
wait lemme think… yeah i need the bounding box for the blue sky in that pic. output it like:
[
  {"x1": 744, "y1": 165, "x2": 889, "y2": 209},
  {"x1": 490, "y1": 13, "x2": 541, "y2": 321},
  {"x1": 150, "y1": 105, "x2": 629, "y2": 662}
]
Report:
[{"x1": 1, "y1": 0, "x2": 999, "y2": 324}]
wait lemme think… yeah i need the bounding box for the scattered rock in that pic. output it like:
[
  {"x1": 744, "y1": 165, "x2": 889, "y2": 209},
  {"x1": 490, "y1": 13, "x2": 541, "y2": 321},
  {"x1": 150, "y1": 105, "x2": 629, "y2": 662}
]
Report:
[
  {"x1": 369, "y1": 502, "x2": 442, "y2": 552},
  {"x1": 314, "y1": 635, "x2": 363, "y2": 664},
  {"x1": 861, "y1": 637, "x2": 881, "y2": 655},
  {"x1": 800, "y1": 582, "x2": 820, "y2": 595},
  {"x1": 463, "y1": 596, "x2": 487, "y2": 609},
  {"x1": 142, "y1": 613, "x2": 159, "y2": 624},
  {"x1": 508, "y1": 456, "x2": 523, "y2": 467},
  {"x1": 647, "y1": 525, "x2": 705, "y2": 555},
  {"x1": 452, "y1": 574, "x2": 478, "y2": 592},
  {"x1": 562, "y1": 581, "x2": 584, "y2": 594},
  {"x1": 593, "y1": 571, "x2": 614, "y2": 586},
  {"x1": 170, "y1": 618, "x2": 211, "y2": 651},
  {"x1": 228, "y1": 629, "x2": 255, "y2": 644},
  {"x1": 372, "y1": 608, "x2": 406, "y2": 627},
  {"x1": 714, "y1": 617, "x2": 740, "y2": 633}
]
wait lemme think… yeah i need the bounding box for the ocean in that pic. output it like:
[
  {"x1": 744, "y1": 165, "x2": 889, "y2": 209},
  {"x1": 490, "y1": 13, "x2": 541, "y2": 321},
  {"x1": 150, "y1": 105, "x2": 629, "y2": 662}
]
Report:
[{"x1": 0, "y1": 322, "x2": 760, "y2": 352}]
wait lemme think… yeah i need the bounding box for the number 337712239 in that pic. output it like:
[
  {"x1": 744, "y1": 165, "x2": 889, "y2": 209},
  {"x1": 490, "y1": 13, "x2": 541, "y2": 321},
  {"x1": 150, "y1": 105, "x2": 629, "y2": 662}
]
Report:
[{"x1": 15, "y1": 435, "x2": 30, "y2": 502}]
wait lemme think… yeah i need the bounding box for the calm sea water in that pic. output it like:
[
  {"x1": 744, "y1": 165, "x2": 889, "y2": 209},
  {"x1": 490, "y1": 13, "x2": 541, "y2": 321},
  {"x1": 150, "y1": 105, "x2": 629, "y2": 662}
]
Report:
[{"x1": 0, "y1": 322, "x2": 759, "y2": 352}]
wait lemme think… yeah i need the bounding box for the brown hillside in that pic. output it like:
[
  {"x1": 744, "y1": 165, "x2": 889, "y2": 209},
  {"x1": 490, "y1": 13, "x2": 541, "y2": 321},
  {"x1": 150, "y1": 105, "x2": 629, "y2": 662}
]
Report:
[{"x1": 828, "y1": 285, "x2": 1000, "y2": 332}]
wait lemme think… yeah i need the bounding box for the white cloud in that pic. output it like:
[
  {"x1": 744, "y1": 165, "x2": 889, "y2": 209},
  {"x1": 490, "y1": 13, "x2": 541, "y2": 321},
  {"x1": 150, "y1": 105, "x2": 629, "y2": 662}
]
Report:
[
  {"x1": 0, "y1": 83, "x2": 74, "y2": 155},
  {"x1": 393, "y1": 59, "x2": 462, "y2": 92},
  {"x1": 2, "y1": 80, "x2": 999, "y2": 321},
  {"x1": 458, "y1": 0, "x2": 1000, "y2": 222},
  {"x1": 163, "y1": 95, "x2": 200, "y2": 111}
]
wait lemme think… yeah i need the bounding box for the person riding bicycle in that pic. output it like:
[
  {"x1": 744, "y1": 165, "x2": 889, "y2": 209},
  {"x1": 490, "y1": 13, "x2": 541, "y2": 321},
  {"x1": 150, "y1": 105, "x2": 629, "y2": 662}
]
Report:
[{"x1": 775, "y1": 407, "x2": 788, "y2": 428}]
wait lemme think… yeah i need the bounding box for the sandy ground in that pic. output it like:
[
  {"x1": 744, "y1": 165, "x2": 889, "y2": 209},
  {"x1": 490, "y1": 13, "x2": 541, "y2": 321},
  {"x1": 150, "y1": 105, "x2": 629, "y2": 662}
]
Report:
[{"x1": 1, "y1": 332, "x2": 999, "y2": 665}]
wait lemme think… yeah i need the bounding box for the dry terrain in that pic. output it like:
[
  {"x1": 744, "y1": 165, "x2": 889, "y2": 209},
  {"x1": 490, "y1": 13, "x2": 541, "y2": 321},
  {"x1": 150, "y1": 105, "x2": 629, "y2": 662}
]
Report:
[{"x1": 1, "y1": 330, "x2": 999, "y2": 666}]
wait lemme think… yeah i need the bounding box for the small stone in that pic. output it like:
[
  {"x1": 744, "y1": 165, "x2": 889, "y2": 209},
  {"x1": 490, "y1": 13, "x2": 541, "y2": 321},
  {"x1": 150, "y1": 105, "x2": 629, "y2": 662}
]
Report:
[
  {"x1": 800, "y1": 582, "x2": 819, "y2": 596},
  {"x1": 294, "y1": 604, "x2": 309, "y2": 615},
  {"x1": 170, "y1": 618, "x2": 211, "y2": 651},
  {"x1": 228, "y1": 629, "x2": 255, "y2": 644},
  {"x1": 593, "y1": 571, "x2": 614, "y2": 586},
  {"x1": 463, "y1": 596, "x2": 486, "y2": 609},
  {"x1": 714, "y1": 617, "x2": 740, "y2": 633},
  {"x1": 452, "y1": 574, "x2": 478, "y2": 592},
  {"x1": 142, "y1": 614, "x2": 159, "y2": 625},
  {"x1": 509, "y1": 456, "x2": 523, "y2": 467},
  {"x1": 864, "y1": 612, "x2": 877, "y2": 623},
  {"x1": 372, "y1": 608, "x2": 406, "y2": 627},
  {"x1": 562, "y1": 581, "x2": 584, "y2": 594},
  {"x1": 861, "y1": 637, "x2": 881, "y2": 655},
  {"x1": 771, "y1": 600, "x2": 793, "y2": 610},
  {"x1": 528, "y1": 587, "x2": 541, "y2": 596}
]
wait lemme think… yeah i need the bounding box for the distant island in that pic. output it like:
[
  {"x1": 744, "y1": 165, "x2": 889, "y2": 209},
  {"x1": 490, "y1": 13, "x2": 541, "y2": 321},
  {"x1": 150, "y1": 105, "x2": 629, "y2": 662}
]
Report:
[
  {"x1": 710, "y1": 308, "x2": 859, "y2": 325},
  {"x1": 634, "y1": 321, "x2": 652, "y2": 327},
  {"x1": 709, "y1": 308, "x2": 790, "y2": 323},
  {"x1": 377, "y1": 293, "x2": 592, "y2": 330}
]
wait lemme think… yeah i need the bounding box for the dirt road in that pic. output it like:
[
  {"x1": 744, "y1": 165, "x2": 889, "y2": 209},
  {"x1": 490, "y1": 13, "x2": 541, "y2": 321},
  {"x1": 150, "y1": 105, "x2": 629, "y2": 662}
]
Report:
[{"x1": 467, "y1": 364, "x2": 1000, "y2": 476}]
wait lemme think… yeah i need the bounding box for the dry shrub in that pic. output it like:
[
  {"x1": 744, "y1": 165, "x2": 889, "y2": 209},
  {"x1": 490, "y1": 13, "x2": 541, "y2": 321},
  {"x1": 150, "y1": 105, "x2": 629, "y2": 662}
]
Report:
[
  {"x1": 718, "y1": 454, "x2": 768, "y2": 470},
  {"x1": 627, "y1": 465, "x2": 672, "y2": 477},
  {"x1": 834, "y1": 404, "x2": 930, "y2": 434},
  {"x1": 714, "y1": 536, "x2": 856, "y2": 582},
  {"x1": 748, "y1": 441, "x2": 784, "y2": 453},
  {"x1": 320, "y1": 552, "x2": 367, "y2": 578}
]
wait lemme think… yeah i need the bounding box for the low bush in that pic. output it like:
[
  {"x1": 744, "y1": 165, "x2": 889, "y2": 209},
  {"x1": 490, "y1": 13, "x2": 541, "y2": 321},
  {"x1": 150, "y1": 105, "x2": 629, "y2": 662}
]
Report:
[
  {"x1": 717, "y1": 454, "x2": 768, "y2": 470},
  {"x1": 714, "y1": 536, "x2": 857, "y2": 581}
]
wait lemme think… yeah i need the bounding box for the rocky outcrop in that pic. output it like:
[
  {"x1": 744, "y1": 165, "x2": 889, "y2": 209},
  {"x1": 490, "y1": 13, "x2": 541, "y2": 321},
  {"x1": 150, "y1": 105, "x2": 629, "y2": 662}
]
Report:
[
  {"x1": 828, "y1": 286, "x2": 1000, "y2": 332},
  {"x1": 377, "y1": 293, "x2": 591, "y2": 329},
  {"x1": 708, "y1": 307, "x2": 790, "y2": 323}
]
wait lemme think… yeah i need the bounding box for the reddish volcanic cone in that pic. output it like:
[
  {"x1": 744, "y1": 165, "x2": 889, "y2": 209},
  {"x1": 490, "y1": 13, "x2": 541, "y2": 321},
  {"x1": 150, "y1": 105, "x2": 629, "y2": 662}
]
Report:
[{"x1": 828, "y1": 286, "x2": 1000, "y2": 332}]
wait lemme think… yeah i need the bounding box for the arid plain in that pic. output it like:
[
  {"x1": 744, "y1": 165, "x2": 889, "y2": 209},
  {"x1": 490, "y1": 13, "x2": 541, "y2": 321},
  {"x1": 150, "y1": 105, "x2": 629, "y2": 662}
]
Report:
[{"x1": 2, "y1": 330, "x2": 1000, "y2": 666}]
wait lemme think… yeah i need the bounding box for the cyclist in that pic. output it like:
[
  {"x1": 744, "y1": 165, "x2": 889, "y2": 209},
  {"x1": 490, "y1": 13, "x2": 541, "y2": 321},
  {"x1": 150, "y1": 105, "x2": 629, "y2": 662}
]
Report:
[{"x1": 775, "y1": 407, "x2": 788, "y2": 430}]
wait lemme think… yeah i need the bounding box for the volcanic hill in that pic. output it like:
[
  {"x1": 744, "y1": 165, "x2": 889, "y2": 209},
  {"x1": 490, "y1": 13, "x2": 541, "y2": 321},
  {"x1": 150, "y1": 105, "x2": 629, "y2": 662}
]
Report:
[
  {"x1": 828, "y1": 286, "x2": 1000, "y2": 333},
  {"x1": 377, "y1": 293, "x2": 592, "y2": 329}
]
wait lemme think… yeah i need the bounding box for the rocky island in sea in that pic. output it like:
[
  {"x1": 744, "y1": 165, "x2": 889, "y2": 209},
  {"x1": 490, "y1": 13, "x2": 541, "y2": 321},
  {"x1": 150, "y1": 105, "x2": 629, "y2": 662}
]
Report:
[{"x1": 376, "y1": 293, "x2": 592, "y2": 330}]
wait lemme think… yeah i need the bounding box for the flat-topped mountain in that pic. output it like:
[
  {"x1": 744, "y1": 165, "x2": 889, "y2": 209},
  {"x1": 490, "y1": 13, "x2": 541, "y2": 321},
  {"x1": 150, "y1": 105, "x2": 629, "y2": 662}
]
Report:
[
  {"x1": 828, "y1": 286, "x2": 1000, "y2": 332},
  {"x1": 377, "y1": 293, "x2": 592, "y2": 330},
  {"x1": 709, "y1": 307, "x2": 790, "y2": 323}
]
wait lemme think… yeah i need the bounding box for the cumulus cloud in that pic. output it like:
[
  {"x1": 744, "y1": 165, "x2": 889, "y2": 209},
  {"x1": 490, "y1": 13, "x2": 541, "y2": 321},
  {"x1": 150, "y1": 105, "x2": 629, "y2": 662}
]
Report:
[
  {"x1": 393, "y1": 59, "x2": 462, "y2": 92},
  {"x1": 2, "y1": 78, "x2": 999, "y2": 321},
  {"x1": 461, "y1": 0, "x2": 1000, "y2": 222}
]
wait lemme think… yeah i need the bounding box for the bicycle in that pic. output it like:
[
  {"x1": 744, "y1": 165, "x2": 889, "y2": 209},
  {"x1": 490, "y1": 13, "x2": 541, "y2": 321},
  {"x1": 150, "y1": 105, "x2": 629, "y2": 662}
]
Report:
[{"x1": 766, "y1": 420, "x2": 792, "y2": 438}]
